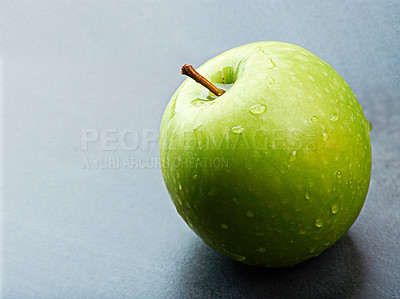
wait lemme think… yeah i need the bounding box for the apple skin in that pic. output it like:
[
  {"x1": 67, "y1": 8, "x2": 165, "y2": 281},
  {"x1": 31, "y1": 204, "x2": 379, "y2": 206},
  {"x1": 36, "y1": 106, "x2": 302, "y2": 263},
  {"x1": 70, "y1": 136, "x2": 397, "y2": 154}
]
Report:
[{"x1": 159, "y1": 42, "x2": 372, "y2": 267}]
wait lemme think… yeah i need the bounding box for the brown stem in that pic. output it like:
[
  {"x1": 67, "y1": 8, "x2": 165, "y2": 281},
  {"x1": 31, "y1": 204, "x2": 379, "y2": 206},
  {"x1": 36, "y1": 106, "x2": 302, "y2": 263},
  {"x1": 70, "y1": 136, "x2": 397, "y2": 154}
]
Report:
[{"x1": 181, "y1": 64, "x2": 225, "y2": 97}]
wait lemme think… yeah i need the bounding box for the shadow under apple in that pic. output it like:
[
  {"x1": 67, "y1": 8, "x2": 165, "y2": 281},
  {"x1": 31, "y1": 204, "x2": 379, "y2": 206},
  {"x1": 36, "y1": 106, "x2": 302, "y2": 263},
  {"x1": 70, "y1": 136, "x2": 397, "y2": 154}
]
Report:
[{"x1": 174, "y1": 233, "x2": 363, "y2": 298}]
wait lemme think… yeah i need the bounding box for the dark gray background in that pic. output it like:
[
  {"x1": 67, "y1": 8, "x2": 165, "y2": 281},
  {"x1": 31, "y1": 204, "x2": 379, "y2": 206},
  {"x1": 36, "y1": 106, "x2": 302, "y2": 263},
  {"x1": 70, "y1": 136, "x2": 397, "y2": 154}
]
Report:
[{"x1": 1, "y1": 1, "x2": 400, "y2": 298}]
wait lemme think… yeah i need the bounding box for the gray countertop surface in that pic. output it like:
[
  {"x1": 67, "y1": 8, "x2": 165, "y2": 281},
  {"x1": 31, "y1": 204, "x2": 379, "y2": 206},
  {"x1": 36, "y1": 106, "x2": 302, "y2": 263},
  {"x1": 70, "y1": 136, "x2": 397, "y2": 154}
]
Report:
[{"x1": 2, "y1": 1, "x2": 399, "y2": 298}]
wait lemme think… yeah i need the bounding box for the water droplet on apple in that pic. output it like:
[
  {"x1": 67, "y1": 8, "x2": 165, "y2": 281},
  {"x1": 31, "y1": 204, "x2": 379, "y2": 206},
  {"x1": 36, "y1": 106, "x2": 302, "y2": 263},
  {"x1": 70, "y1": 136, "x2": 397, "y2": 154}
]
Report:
[
  {"x1": 231, "y1": 126, "x2": 244, "y2": 134},
  {"x1": 315, "y1": 218, "x2": 323, "y2": 227},
  {"x1": 256, "y1": 247, "x2": 266, "y2": 253},
  {"x1": 288, "y1": 150, "x2": 297, "y2": 162},
  {"x1": 249, "y1": 104, "x2": 267, "y2": 115},
  {"x1": 246, "y1": 210, "x2": 254, "y2": 218},
  {"x1": 330, "y1": 113, "x2": 339, "y2": 122},
  {"x1": 220, "y1": 223, "x2": 228, "y2": 229},
  {"x1": 266, "y1": 58, "x2": 277, "y2": 69},
  {"x1": 229, "y1": 252, "x2": 246, "y2": 262},
  {"x1": 336, "y1": 171, "x2": 342, "y2": 179},
  {"x1": 322, "y1": 130, "x2": 328, "y2": 141},
  {"x1": 177, "y1": 197, "x2": 183, "y2": 206},
  {"x1": 193, "y1": 123, "x2": 203, "y2": 131},
  {"x1": 255, "y1": 46, "x2": 264, "y2": 54},
  {"x1": 331, "y1": 203, "x2": 339, "y2": 214},
  {"x1": 305, "y1": 191, "x2": 311, "y2": 200},
  {"x1": 311, "y1": 116, "x2": 319, "y2": 122},
  {"x1": 367, "y1": 121, "x2": 373, "y2": 132}
]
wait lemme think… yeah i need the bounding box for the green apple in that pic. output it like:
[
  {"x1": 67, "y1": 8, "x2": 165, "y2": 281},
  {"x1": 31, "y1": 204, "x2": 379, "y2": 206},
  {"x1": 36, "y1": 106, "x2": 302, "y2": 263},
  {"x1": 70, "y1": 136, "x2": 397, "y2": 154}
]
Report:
[{"x1": 159, "y1": 41, "x2": 372, "y2": 267}]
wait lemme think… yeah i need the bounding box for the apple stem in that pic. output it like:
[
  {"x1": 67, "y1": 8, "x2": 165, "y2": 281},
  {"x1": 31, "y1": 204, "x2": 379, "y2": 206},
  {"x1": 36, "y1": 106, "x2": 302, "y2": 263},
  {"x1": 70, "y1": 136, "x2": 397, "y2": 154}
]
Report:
[{"x1": 181, "y1": 64, "x2": 225, "y2": 97}]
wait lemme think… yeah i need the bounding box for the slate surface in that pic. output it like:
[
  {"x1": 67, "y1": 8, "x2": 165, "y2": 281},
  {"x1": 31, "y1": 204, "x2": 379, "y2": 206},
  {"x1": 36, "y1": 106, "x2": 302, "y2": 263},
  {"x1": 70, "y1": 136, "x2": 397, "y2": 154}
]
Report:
[{"x1": 1, "y1": 1, "x2": 399, "y2": 298}]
